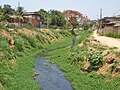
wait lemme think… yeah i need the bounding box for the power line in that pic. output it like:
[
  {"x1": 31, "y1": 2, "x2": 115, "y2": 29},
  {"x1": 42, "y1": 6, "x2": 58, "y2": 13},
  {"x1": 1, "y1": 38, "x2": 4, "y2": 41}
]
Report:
[{"x1": 113, "y1": 9, "x2": 120, "y2": 16}]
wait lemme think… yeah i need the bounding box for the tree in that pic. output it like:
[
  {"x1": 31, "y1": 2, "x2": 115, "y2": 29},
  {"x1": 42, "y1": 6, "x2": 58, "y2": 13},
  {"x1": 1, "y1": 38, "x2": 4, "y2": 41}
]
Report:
[
  {"x1": 49, "y1": 9, "x2": 66, "y2": 28},
  {"x1": 16, "y1": 6, "x2": 25, "y2": 16},
  {"x1": 16, "y1": 6, "x2": 25, "y2": 26},
  {"x1": 2, "y1": 4, "x2": 15, "y2": 21},
  {"x1": 38, "y1": 9, "x2": 48, "y2": 27},
  {"x1": 0, "y1": 6, "x2": 3, "y2": 21},
  {"x1": 64, "y1": 10, "x2": 88, "y2": 35},
  {"x1": 83, "y1": 21, "x2": 90, "y2": 30}
]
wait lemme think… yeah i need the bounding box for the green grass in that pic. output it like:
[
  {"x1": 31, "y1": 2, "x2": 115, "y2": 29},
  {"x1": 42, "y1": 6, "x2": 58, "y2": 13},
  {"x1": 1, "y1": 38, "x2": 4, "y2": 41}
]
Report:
[
  {"x1": 1, "y1": 28, "x2": 119, "y2": 90},
  {"x1": 105, "y1": 32, "x2": 120, "y2": 38},
  {"x1": 40, "y1": 30, "x2": 120, "y2": 90},
  {"x1": 91, "y1": 44, "x2": 107, "y2": 51},
  {"x1": 3, "y1": 53, "x2": 40, "y2": 90},
  {"x1": 46, "y1": 47, "x2": 120, "y2": 90},
  {"x1": 43, "y1": 36, "x2": 72, "y2": 50},
  {"x1": 0, "y1": 29, "x2": 72, "y2": 90}
]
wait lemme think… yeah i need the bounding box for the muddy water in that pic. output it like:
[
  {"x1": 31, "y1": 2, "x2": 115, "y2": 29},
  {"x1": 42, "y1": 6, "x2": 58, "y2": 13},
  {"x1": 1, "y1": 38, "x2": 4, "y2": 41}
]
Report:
[{"x1": 35, "y1": 56, "x2": 73, "y2": 90}]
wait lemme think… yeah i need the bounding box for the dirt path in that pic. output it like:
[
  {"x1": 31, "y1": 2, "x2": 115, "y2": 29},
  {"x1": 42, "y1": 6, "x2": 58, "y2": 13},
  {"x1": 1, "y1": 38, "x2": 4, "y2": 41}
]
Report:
[{"x1": 92, "y1": 30, "x2": 120, "y2": 50}]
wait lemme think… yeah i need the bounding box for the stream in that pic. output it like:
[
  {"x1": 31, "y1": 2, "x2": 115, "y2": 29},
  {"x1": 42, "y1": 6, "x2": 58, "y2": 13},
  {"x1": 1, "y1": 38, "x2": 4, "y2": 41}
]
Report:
[
  {"x1": 35, "y1": 36, "x2": 80, "y2": 90},
  {"x1": 35, "y1": 45, "x2": 73, "y2": 90},
  {"x1": 35, "y1": 57, "x2": 73, "y2": 90}
]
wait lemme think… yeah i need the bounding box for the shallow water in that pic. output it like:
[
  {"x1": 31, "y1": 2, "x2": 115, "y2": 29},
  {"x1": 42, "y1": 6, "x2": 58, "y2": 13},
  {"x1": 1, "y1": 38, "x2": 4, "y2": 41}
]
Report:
[{"x1": 35, "y1": 57, "x2": 73, "y2": 90}]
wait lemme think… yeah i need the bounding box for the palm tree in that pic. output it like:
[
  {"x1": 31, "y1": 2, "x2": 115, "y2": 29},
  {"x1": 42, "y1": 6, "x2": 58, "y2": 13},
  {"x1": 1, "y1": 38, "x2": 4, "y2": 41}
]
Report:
[{"x1": 16, "y1": 6, "x2": 25, "y2": 26}]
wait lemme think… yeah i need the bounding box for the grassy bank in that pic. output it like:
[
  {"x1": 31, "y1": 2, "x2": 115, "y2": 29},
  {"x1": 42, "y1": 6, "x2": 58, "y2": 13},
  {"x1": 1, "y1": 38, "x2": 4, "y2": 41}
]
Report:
[
  {"x1": 46, "y1": 47, "x2": 120, "y2": 90},
  {"x1": 0, "y1": 28, "x2": 72, "y2": 90},
  {"x1": 44, "y1": 30, "x2": 120, "y2": 90}
]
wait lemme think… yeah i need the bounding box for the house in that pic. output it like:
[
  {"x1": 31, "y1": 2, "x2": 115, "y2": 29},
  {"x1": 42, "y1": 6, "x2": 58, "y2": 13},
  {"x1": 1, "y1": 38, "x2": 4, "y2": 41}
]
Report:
[
  {"x1": 98, "y1": 15, "x2": 120, "y2": 35},
  {"x1": 7, "y1": 12, "x2": 41, "y2": 28},
  {"x1": 113, "y1": 24, "x2": 120, "y2": 33}
]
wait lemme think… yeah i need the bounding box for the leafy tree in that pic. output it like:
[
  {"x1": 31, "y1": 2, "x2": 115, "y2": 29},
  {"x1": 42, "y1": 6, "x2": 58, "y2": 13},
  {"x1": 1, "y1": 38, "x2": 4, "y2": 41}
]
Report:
[
  {"x1": 0, "y1": 6, "x2": 3, "y2": 21},
  {"x1": 38, "y1": 9, "x2": 48, "y2": 27},
  {"x1": 49, "y1": 9, "x2": 66, "y2": 28},
  {"x1": 2, "y1": 4, "x2": 15, "y2": 21},
  {"x1": 83, "y1": 21, "x2": 90, "y2": 30},
  {"x1": 16, "y1": 6, "x2": 25, "y2": 16},
  {"x1": 64, "y1": 10, "x2": 88, "y2": 35},
  {"x1": 15, "y1": 6, "x2": 26, "y2": 26}
]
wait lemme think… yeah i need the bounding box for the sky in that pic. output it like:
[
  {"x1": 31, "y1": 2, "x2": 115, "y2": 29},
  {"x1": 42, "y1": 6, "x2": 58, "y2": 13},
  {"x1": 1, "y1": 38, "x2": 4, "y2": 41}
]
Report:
[{"x1": 0, "y1": 0, "x2": 120, "y2": 20}]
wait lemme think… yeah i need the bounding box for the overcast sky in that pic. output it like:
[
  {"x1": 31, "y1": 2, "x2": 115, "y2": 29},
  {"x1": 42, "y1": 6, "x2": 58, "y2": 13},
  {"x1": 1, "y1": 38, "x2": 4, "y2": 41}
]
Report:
[{"x1": 0, "y1": 0, "x2": 120, "y2": 20}]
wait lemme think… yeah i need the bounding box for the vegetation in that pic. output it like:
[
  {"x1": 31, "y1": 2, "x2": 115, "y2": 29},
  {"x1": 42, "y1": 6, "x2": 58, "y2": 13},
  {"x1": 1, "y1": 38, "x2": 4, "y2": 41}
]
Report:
[
  {"x1": 45, "y1": 30, "x2": 120, "y2": 90},
  {"x1": 88, "y1": 50, "x2": 103, "y2": 71},
  {"x1": 0, "y1": 3, "x2": 120, "y2": 90},
  {"x1": 0, "y1": 28, "x2": 71, "y2": 90},
  {"x1": 64, "y1": 10, "x2": 89, "y2": 35},
  {"x1": 38, "y1": 9, "x2": 67, "y2": 28},
  {"x1": 105, "y1": 32, "x2": 120, "y2": 38}
]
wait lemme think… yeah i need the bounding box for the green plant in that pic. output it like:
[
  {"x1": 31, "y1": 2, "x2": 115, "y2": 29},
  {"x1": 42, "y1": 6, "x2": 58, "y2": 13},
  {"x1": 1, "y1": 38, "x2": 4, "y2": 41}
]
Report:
[
  {"x1": 20, "y1": 22, "x2": 34, "y2": 29},
  {"x1": 88, "y1": 50, "x2": 103, "y2": 70},
  {"x1": 0, "y1": 22, "x2": 7, "y2": 30},
  {"x1": 59, "y1": 30, "x2": 71, "y2": 37},
  {"x1": 91, "y1": 44, "x2": 107, "y2": 51},
  {"x1": 67, "y1": 46, "x2": 87, "y2": 65},
  {"x1": 105, "y1": 32, "x2": 120, "y2": 38}
]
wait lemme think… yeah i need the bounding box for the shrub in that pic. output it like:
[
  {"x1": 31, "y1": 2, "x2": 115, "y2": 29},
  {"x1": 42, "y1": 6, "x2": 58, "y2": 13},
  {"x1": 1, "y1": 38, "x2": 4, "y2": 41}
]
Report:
[
  {"x1": 0, "y1": 23, "x2": 7, "y2": 30},
  {"x1": 14, "y1": 36, "x2": 26, "y2": 52},
  {"x1": 6, "y1": 23, "x2": 16, "y2": 28},
  {"x1": 67, "y1": 46, "x2": 86, "y2": 65},
  {"x1": 20, "y1": 22, "x2": 34, "y2": 29},
  {"x1": 88, "y1": 50, "x2": 103, "y2": 70},
  {"x1": 0, "y1": 34, "x2": 17, "y2": 60}
]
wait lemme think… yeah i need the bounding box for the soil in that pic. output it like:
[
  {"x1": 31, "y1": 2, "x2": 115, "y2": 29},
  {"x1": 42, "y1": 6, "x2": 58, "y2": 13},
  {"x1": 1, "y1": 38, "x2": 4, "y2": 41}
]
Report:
[{"x1": 92, "y1": 30, "x2": 120, "y2": 51}]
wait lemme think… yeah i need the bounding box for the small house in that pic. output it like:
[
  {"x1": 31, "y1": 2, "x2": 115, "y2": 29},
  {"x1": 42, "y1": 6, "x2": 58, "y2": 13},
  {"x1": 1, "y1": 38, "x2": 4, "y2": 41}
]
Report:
[
  {"x1": 8, "y1": 12, "x2": 41, "y2": 28},
  {"x1": 98, "y1": 15, "x2": 120, "y2": 35},
  {"x1": 113, "y1": 24, "x2": 120, "y2": 33}
]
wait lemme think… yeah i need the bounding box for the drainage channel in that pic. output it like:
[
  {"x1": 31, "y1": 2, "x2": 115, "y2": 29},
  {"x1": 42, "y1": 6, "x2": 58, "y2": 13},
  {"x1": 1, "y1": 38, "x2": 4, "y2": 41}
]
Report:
[
  {"x1": 35, "y1": 44, "x2": 73, "y2": 90},
  {"x1": 35, "y1": 56, "x2": 73, "y2": 90}
]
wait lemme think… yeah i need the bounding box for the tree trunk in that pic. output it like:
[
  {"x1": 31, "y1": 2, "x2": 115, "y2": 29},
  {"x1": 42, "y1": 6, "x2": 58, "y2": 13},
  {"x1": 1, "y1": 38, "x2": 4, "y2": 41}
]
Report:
[{"x1": 71, "y1": 27, "x2": 77, "y2": 36}]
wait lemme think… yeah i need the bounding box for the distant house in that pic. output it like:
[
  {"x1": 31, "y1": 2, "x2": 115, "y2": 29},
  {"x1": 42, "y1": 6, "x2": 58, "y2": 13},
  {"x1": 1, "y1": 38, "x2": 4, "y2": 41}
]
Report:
[
  {"x1": 113, "y1": 24, "x2": 120, "y2": 33},
  {"x1": 7, "y1": 12, "x2": 41, "y2": 28},
  {"x1": 98, "y1": 15, "x2": 120, "y2": 35}
]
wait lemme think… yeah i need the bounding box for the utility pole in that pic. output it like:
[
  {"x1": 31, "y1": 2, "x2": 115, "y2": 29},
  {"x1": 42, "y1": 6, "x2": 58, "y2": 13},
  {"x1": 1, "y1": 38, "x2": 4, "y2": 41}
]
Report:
[
  {"x1": 18, "y1": 1, "x2": 20, "y2": 27},
  {"x1": 100, "y1": 9, "x2": 102, "y2": 29}
]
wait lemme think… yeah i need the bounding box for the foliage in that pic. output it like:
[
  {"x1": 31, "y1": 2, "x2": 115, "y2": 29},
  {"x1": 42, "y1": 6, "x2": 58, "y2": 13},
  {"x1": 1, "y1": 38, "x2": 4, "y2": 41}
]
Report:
[
  {"x1": 49, "y1": 9, "x2": 66, "y2": 27},
  {"x1": 0, "y1": 29, "x2": 72, "y2": 89},
  {"x1": 88, "y1": 50, "x2": 103, "y2": 70},
  {"x1": 46, "y1": 43, "x2": 120, "y2": 90},
  {"x1": 0, "y1": 23, "x2": 7, "y2": 30},
  {"x1": 105, "y1": 32, "x2": 120, "y2": 38},
  {"x1": 37, "y1": 9, "x2": 66, "y2": 28},
  {"x1": 67, "y1": 46, "x2": 86, "y2": 65},
  {"x1": 64, "y1": 10, "x2": 89, "y2": 35},
  {"x1": 91, "y1": 44, "x2": 107, "y2": 51},
  {"x1": 20, "y1": 23, "x2": 34, "y2": 29},
  {"x1": 38, "y1": 9, "x2": 48, "y2": 26},
  {"x1": 2, "y1": 54, "x2": 40, "y2": 90},
  {"x1": 2, "y1": 4, "x2": 15, "y2": 21},
  {"x1": 59, "y1": 30, "x2": 71, "y2": 37},
  {"x1": 83, "y1": 21, "x2": 90, "y2": 30},
  {"x1": 72, "y1": 29, "x2": 92, "y2": 46}
]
